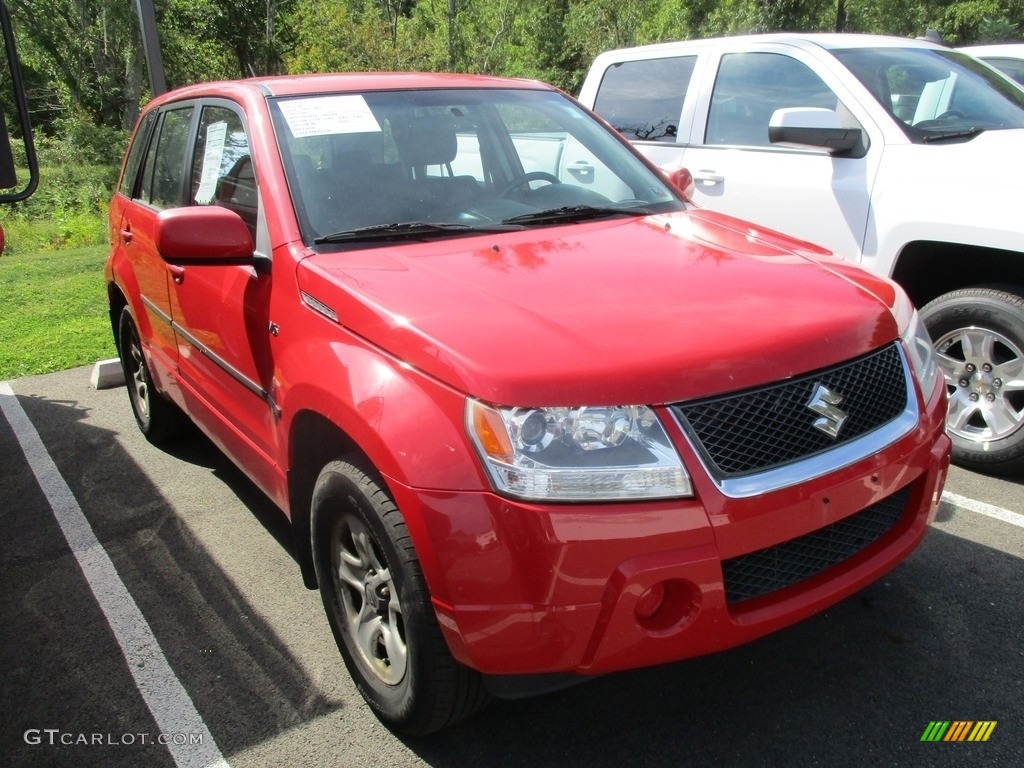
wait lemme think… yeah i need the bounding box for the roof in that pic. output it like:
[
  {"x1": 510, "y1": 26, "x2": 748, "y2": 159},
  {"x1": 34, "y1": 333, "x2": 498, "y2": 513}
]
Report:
[
  {"x1": 147, "y1": 71, "x2": 553, "y2": 109},
  {"x1": 590, "y1": 32, "x2": 943, "y2": 61}
]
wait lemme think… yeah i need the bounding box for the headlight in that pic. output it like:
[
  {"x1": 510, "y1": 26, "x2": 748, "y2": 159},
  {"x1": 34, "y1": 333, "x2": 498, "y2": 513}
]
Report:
[
  {"x1": 901, "y1": 308, "x2": 939, "y2": 399},
  {"x1": 466, "y1": 400, "x2": 692, "y2": 501}
]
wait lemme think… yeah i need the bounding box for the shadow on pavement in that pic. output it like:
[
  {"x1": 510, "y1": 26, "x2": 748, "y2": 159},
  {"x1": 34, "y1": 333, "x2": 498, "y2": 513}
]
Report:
[{"x1": 1, "y1": 391, "x2": 340, "y2": 766}]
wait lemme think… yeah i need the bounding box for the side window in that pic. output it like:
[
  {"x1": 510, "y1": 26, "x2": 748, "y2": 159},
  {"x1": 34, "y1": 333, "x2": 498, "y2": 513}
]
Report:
[
  {"x1": 118, "y1": 111, "x2": 157, "y2": 198},
  {"x1": 138, "y1": 107, "x2": 194, "y2": 209},
  {"x1": 706, "y1": 53, "x2": 841, "y2": 147},
  {"x1": 192, "y1": 105, "x2": 257, "y2": 238},
  {"x1": 593, "y1": 56, "x2": 696, "y2": 141},
  {"x1": 983, "y1": 57, "x2": 1024, "y2": 86}
]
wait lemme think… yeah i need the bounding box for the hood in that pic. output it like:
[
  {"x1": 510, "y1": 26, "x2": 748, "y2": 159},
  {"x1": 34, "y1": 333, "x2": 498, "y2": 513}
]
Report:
[{"x1": 296, "y1": 209, "x2": 900, "y2": 406}]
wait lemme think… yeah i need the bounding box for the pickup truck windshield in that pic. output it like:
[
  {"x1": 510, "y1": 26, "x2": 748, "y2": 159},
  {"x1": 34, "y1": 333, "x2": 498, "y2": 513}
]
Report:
[
  {"x1": 834, "y1": 48, "x2": 1024, "y2": 141},
  {"x1": 269, "y1": 88, "x2": 684, "y2": 246}
]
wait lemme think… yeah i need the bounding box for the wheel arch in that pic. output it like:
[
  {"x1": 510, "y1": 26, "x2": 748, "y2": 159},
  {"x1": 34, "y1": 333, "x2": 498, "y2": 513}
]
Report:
[
  {"x1": 107, "y1": 282, "x2": 129, "y2": 357},
  {"x1": 287, "y1": 409, "x2": 365, "y2": 589},
  {"x1": 891, "y1": 241, "x2": 1024, "y2": 308},
  {"x1": 284, "y1": 375, "x2": 478, "y2": 597}
]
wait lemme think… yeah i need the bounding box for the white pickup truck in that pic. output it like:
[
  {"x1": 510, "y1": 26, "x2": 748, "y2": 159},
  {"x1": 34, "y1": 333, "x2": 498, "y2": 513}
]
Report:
[{"x1": 579, "y1": 33, "x2": 1024, "y2": 475}]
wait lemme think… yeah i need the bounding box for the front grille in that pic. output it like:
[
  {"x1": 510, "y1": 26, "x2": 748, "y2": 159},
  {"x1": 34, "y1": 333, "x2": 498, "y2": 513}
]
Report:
[
  {"x1": 672, "y1": 343, "x2": 908, "y2": 478},
  {"x1": 722, "y1": 485, "x2": 910, "y2": 604}
]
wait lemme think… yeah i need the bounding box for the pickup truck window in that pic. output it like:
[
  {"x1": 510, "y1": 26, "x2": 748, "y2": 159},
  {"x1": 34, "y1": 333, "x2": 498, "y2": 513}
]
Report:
[
  {"x1": 706, "y1": 53, "x2": 842, "y2": 147},
  {"x1": 834, "y1": 48, "x2": 1024, "y2": 140},
  {"x1": 593, "y1": 56, "x2": 696, "y2": 141}
]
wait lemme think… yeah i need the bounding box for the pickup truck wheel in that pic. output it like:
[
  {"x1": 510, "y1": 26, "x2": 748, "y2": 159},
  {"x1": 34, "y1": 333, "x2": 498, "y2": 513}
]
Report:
[
  {"x1": 920, "y1": 287, "x2": 1024, "y2": 475},
  {"x1": 117, "y1": 307, "x2": 187, "y2": 444},
  {"x1": 311, "y1": 458, "x2": 489, "y2": 735}
]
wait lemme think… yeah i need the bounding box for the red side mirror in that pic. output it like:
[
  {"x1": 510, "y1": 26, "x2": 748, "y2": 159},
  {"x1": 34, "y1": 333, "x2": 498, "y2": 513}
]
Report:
[
  {"x1": 665, "y1": 167, "x2": 695, "y2": 200},
  {"x1": 155, "y1": 206, "x2": 254, "y2": 264}
]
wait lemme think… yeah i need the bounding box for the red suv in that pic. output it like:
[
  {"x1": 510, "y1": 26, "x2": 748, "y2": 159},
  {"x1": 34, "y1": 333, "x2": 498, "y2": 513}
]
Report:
[{"x1": 106, "y1": 73, "x2": 950, "y2": 735}]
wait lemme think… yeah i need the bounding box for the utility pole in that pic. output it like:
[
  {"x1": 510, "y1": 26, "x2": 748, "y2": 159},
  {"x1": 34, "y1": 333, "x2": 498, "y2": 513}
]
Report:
[{"x1": 135, "y1": 0, "x2": 167, "y2": 96}]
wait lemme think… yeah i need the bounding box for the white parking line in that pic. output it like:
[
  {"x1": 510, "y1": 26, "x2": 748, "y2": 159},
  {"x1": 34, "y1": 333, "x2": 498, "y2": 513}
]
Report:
[
  {"x1": 0, "y1": 383, "x2": 229, "y2": 768},
  {"x1": 942, "y1": 490, "x2": 1024, "y2": 530}
]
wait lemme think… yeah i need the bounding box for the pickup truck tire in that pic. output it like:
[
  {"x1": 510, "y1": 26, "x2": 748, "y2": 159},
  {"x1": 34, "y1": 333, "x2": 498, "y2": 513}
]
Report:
[
  {"x1": 311, "y1": 458, "x2": 489, "y2": 735},
  {"x1": 117, "y1": 307, "x2": 187, "y2": 444},
  {"x1": 920, "y1": 286, "x2": 1024, "y2": 475}
]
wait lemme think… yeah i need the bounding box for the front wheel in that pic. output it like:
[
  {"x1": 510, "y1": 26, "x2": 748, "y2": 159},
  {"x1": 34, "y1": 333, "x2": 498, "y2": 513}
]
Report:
[
  {"x1": 311, "y1": 458, "x2": 489, "y2": 735},
  {"x1": 920, "y1": 286, "x2": 1024, "y2": 475}
]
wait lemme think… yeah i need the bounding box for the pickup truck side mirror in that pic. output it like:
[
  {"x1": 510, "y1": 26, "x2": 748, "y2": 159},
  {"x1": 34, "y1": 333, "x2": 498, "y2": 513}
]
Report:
[{"x1": 768, "y1": 108, "x2": 866, "y2": 157}]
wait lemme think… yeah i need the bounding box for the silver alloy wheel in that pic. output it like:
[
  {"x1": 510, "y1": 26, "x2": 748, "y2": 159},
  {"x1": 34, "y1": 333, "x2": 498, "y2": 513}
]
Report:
[
  {"x1": 331, "y1": 514, "x2": 407, "y2": 685},
  {"x1": 126, "y1": 324, "x2": 151, "y2": 421},
  {"x1": 934, "y1": 325, "x2": 1024, "y2": 443}
]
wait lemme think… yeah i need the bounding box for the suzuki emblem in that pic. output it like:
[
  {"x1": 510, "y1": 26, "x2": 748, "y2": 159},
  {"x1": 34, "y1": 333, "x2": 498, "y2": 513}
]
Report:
[{"x1": 806, "y1": 383, "x2": 848, "y2": 438}]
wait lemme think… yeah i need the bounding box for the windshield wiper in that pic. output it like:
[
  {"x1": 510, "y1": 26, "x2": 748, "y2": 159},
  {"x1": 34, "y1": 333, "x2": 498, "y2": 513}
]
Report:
[
  {"x1": 314, "y1": 221, "x2": 521, "y2": 244},
  {"x1": 922, "y1": 127, "x2": 985, "y2": 143},
  {"x1": 501, "y1": 205, "x2": 653, "y2": 226}
]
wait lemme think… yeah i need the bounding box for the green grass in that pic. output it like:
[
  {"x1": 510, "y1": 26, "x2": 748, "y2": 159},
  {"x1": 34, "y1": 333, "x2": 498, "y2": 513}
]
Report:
[{"x1": 0, "y1": 242, "x2": 116, "y2": 380}]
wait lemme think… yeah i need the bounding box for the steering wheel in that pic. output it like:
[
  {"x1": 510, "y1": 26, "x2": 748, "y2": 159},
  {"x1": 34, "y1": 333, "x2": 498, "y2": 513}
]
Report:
[
  {"x1": 915, "y1": 109, "x2": 967, "y2": 130},
  {"x1": 499, "y1": 171, "x2": 561, "y2": 197}
]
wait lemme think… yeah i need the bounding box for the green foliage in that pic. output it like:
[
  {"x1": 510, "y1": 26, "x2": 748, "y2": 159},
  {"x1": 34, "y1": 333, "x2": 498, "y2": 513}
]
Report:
[
  {"x1": 0, "y1": 244, "x2": 115, "y2": 379},
  {"x1": 2, "y1": 0, "x2": 1023, "y2": 382}
]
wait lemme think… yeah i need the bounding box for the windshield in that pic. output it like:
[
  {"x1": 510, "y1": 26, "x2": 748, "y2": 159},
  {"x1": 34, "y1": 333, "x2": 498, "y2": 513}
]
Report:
[
  {"x1": 833, "y1": 47, "x2": 1024, "y2": 141},
  {"x1": 269, "y1": 88, "x2": 684, "y2": 245}
]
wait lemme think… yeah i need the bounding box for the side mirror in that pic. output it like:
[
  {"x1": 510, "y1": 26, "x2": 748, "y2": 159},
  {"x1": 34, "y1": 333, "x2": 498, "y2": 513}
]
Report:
[
  {"x1": 768, "y1": 108, "x2": 865, "y2": 157},
  {"x1": 664, "y1": 166, "x2": 695, "y2": 200},
  {"x1": 156, "y1": 207, "x2": 257, "y2": 266}
]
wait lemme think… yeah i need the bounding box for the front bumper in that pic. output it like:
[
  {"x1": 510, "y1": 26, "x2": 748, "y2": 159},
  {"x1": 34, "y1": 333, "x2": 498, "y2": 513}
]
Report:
[{"x1": 386, "y1": 384, "x2": 950, "y2": 678}]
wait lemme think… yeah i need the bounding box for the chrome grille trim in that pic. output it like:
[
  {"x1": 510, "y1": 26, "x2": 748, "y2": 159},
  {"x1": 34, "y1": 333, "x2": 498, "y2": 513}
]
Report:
[{"x1": 670, "y1": 344, "x2": 919, "y2": 499}]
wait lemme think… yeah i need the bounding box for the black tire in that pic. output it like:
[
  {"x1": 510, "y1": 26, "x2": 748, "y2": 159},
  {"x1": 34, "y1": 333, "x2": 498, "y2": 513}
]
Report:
[
  {"x1": 117, "y1": 307, "x2": 187, "y2": 444},
  {"x1": 311, "y1": 457, "x2": 489, "y2": 735},
  {"x1": 920, "y1": 286, "x2": 1024, "y2": 476}
]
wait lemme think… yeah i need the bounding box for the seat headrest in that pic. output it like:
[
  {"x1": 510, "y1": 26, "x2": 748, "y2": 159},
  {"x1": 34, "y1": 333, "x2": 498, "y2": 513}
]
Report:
[{"x1": 397, "y1": 115, "x2": 458, "y2": 167}]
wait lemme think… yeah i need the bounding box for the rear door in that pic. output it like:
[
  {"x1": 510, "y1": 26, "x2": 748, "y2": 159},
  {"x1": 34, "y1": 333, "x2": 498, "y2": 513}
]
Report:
[{"x1": 114, "y1": 106, "x2": 195, "y2": 381}]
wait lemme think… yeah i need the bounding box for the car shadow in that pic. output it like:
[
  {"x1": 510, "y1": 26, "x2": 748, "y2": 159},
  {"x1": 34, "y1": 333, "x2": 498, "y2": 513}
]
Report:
[{"x1": 2, "y1": 391, "x2": 340, "y2": 765}]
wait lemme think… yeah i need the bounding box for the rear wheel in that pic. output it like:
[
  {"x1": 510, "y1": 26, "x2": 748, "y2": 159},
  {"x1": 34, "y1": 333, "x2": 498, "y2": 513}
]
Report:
[
  {"x1": 311, "y1": 458, "x2": 488, "y2": 735},
  {"x1": 920, "y1": 286, "x2": 1024, "y2": 475},
  {"x1": 117, "y1": 307, "x2": 187, "y2": 443}
]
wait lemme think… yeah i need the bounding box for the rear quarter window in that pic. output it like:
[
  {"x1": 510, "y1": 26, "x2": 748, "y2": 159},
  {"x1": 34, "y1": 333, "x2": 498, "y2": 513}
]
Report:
[
  {"x1": 593, "y1": 56, "x2": 696, "y2": 141},
  {"x1": 117, "y1": 111, "x2": 157, "y2": 197}
]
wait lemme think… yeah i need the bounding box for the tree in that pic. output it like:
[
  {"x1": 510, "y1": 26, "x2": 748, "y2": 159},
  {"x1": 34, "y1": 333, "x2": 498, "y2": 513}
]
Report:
[{"x1": 12, "y1": 0, "x2": 142, "y2": 130}]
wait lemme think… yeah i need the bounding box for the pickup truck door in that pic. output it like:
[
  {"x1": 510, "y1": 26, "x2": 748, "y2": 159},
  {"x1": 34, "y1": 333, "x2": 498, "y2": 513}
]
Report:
[{"x1": 679, "y1": 47, "x2": 881, "y2": 259}]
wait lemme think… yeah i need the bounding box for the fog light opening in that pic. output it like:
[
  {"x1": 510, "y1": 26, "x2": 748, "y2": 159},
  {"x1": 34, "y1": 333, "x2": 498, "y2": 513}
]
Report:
[
  {"x1": 635, "y1": 579, "x2": 699, "y2": 633},
  {"x1": 635, "y1": 583, "x2": 667, "y2": 621}
]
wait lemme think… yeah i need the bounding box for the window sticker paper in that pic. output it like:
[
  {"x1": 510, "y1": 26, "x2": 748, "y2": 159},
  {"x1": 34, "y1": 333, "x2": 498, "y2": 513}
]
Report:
[
  {"x1": 194, "y1": 121, "x2": 228, "y2": 204},
  {"x1": 278, "y1": 95, "x2": 383, "y2": 138}
]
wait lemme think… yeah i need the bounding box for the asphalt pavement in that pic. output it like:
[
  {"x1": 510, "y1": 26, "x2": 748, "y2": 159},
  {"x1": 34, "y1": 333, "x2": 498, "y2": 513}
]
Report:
[{"x1": 1, "y1": 364, "x2": 1021, "y2": 767}]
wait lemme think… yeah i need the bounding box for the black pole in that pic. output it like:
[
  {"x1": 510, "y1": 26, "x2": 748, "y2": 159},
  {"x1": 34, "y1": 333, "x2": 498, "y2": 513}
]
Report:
[{"x1": 135, "y1": 0, "x2": 167, "y2": 96}]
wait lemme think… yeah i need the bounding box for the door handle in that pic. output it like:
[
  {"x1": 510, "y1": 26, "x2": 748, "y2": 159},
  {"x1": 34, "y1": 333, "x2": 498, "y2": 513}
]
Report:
[
  {"x1": 167, "y1": 264, "x2": 185, "y2": 284},
  {"x1": 693, "y1": 170, "x2": 724, "y2": 185},
  {"x1": 567, "y1": 161, "x2": 594, "y2": 182},
  {"x1": 119, "y1": 227, "x2": 133, "y2": 244}
]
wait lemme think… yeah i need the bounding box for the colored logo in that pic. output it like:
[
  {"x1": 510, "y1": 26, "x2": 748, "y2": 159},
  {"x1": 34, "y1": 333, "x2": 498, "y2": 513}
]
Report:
[{"x1": 921, "y1": 721, "x2": 997, "y2": 742}]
